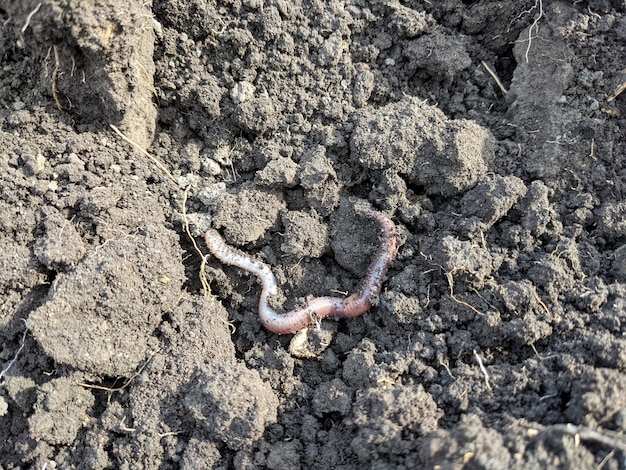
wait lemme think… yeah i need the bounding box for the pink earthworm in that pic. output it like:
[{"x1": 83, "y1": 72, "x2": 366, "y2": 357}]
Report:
[{"x1": 204, "y1": 210, "x2": 396, "y2": 334}]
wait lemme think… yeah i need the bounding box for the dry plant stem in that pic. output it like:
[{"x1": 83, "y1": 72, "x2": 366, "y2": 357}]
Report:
[
  {"x1": 536, "y1": 424, "x2": 626, "y2": 454},
  {"x1": 205, "y1": 211, "x2": 396, "y2": 334},
  {"x1": 473, "y1": 349, "x2": 492, "y2": 391},
  {"x1": 77, "y1": 350, "x2": 157, "y2": 394},
  {"x1": 0, "y1": 319, "x2": 27, "y2": 383},
  {"x1": 480, "y1": 60, "x2": 508, "y2": 95},
  {"x1": 182, "y1": 186, "x2": 211, "y2": 298},
  {"x1": 21, "y1": 2, "x2": 42, "y2": 34},
  {"x1": 109, "y1": 124, "x2": 177, "y2": 184},
  {"x1": 525, "y1": 0, "x2": 543, "y2": 63},
  {"x1": 51, "y1": 45, "x2": 63, "y2": 112}
]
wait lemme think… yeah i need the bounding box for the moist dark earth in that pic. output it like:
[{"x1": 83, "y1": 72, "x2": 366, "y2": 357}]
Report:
[{"x1": 1, "y1": 0, "x2": 626, "y2": 468}]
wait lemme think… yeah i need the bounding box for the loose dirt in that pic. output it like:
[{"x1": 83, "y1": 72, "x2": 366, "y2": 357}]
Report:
[{"x1": 1, "y1": 0, "x2": 625, "y2": 468}]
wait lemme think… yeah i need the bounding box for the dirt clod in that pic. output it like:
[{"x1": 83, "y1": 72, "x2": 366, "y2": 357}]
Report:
[{"x1": 184, "y1": 361, "x2": 279, "y2": 451}]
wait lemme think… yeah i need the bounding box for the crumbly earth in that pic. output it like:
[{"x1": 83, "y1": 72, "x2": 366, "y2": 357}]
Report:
[{"x1": 1, "y1": 0, "x2": 625, "y2": 468}]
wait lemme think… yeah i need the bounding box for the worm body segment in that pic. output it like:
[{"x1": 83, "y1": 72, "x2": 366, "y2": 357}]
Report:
[{"x1": 205, "y1": 210, "x2": 396, "y2": 334}]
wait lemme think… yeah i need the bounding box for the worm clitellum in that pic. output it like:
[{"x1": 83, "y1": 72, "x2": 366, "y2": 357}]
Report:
[{"x1": 204, "y1": 210, "x2": 396, "y2": 334}]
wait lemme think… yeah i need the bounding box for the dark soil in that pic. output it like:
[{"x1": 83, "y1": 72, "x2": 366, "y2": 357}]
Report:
[{"x1": 1, "y1": 0, "x2": 626, "y2": 468}]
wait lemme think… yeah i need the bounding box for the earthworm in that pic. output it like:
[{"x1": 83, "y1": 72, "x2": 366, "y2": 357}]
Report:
[{"x1": 204, "y1": 210, "x2": 396, "y2": 334}]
